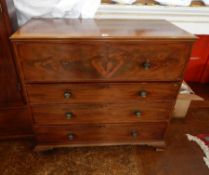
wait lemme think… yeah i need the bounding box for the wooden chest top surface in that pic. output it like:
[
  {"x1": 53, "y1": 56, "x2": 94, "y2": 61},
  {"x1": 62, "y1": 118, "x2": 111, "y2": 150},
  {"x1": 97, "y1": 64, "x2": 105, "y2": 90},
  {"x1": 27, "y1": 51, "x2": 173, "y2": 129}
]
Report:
[{"x1": 11, "y1": 19, "x2": 196, "y2": 40}]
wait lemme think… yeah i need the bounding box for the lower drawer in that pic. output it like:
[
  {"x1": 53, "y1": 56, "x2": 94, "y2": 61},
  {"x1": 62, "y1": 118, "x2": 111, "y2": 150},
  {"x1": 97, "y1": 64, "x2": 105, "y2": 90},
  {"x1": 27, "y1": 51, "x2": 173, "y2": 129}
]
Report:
[
  {"x1": 35, "y1": 123, "x2": 166, "y2": 145},
  {"x1": 32, "y1": 102, "x2": 173, "y2": 125}
]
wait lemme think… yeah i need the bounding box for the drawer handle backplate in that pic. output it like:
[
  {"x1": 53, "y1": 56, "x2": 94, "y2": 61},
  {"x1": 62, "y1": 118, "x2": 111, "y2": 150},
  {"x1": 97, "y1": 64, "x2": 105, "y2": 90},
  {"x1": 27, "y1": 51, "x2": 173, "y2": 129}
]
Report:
[
  {"x1": 68, "y1": 133, "x2": 75, "y2": 141},
  {"x1": 65, "y1": 112, "x2": 73, "y2": 120},
  {"x1": 139, "y1": 90, "x2": 147, "y2": 98},
  {"x1": 143, "y1": 60, "x2": 151, "y2": 70},
  {"x1": 134, "y1": 111, "x2": 142, "y2": 117},
  {"x1": 64, "y1": 91, "x2": 72, "y2": 99},
  {"x1": 131, "y1": 130, "x2": 139, "y2": 138}
]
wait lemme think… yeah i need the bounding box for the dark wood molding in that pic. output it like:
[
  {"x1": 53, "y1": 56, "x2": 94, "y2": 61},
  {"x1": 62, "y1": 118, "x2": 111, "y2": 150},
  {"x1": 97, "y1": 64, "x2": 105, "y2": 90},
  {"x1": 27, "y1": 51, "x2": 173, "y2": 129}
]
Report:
[
  {"x1": 0, "y1": 0, "x2": 33, "y2": 139},
  {"x1": 0, "y1": 0, "x2": 18, "y2": 33}
]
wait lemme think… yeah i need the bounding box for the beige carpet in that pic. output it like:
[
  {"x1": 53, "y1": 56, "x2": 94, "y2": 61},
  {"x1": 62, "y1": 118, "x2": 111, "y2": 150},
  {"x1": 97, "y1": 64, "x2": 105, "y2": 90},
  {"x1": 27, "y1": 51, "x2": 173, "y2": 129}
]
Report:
[{"x1": 0, "y1": 141, "x2": 144, "y2": 175}]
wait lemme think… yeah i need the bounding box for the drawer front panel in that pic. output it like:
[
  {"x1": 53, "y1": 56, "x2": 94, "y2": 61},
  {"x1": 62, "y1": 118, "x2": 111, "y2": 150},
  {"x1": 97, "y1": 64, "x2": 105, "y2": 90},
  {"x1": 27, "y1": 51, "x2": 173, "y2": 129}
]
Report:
[
  {"x1": 17, "y1": 42, "x2": 189, "y2": 82},
  {"x1": 27, "y1": 83, "x2": 179, "y2": 104},
  {"x1": 35, "y1": 123, "x2": 166, "y2": 144},
  {"x1": 32, "y1": 102, "x2": 172, "y2": 125}
]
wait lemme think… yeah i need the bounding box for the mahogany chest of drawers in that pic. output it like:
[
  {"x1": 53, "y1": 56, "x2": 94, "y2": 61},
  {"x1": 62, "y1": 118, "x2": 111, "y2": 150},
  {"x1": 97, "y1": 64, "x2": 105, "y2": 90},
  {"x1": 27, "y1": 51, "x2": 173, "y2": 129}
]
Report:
[{"x1": 11, "y1": 19, "x2": 196, "y2": 151}]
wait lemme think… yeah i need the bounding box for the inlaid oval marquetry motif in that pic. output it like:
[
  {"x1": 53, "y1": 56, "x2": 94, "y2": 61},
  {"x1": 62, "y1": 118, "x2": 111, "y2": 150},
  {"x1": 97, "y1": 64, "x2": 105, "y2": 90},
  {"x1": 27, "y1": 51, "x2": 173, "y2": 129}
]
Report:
[{"x1": 17, "y1": 42, "x2": 189, "y2": 82}]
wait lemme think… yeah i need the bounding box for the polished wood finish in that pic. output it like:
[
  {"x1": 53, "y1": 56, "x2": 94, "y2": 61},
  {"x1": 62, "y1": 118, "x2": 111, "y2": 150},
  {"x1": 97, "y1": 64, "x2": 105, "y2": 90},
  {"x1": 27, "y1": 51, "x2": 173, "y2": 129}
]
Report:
[
  {"x1": 0, "y1": 0, "x2": 22, "y2": 107},
  {"x1": 0, "y1": 106, "x2": 32, "y2": 138},
  {"x1": 35, "y1": 123, "x2": 167, "y2": 144},
  {"x1": 11, "y1": 19, "x2": 195, "y2": 150},
  {"x1": 27, "y1": 83, "x2": 180, "y2": 104},
  {"x1": 34, "y1": 140, "x2": 166, "y2": 152},
  {"x1": 0, "y1": 0, "x2": 32, "y2": 138},
  {"x1": 16, "y1": 42, "x2": 191, "y2": 82},
  {"x1": 11, "y1": 19, "x2": 196, "y2": 40},
  {"x1": 2, "y1": 0, "x2": 18, "y2": 33},
  {"x1": 32, "y1": 102, "x2": 173, "y2": 125}
]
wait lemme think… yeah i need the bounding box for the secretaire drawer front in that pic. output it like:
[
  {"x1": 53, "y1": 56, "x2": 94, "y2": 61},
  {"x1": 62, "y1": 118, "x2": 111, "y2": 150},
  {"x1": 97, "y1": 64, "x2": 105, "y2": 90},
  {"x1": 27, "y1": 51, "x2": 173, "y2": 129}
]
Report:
[
  {"x1": 27, "y1": 83, "x2": 180, "y2": 104},
  {"x1": 17, "y1": 42, "x2": 189, "y2": 82},
  {"x1": 35, "y1": 123, "x2": 166, "y2": 144},
  {"x1": 32, "y1": 102, "x2": 172, "y2": 125}
]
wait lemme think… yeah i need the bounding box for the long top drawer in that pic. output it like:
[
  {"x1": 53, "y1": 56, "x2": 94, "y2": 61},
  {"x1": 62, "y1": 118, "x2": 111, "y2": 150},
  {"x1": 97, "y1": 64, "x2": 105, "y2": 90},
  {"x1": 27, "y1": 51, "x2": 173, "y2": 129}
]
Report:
[{"x1": 15, "y1": 42, "x2": 191, "y2": 82}]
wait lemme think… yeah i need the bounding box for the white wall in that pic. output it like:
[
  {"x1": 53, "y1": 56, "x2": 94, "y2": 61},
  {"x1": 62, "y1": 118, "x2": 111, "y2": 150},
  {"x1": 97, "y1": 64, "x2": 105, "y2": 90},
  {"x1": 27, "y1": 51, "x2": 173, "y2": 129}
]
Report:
[{"x1": 96, "y1": 4, "x2": 209, "y2": 35}]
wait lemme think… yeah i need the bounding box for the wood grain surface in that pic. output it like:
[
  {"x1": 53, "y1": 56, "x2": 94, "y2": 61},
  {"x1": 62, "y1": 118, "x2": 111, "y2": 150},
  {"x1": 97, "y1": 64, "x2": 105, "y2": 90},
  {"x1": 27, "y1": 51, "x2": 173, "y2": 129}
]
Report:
[
  {"x1": 26, "y1": 83, "x2": 180, "y2": 104},
  {"x1": 10, "y1": 19, "x2": 196, "y2": 40},
  {"x1": 10, "y1": 19, "x2": 195, "y2": 149},
  {"x1": 35, "y1": 123, "x2": 167, "y2": 145},
  {"x1": 32, "y1": 102, "x2": 173, "y2": 125},
  {"x1": 16, "y1": 42, "x2": 191, "y2": 82}
]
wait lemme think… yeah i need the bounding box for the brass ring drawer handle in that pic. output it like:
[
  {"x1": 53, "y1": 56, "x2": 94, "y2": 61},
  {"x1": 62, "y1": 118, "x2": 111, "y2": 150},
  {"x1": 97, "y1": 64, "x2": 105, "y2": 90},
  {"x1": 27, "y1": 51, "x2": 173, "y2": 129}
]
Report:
[
  {"x1": 131, "y1": 130, "x2": 139, "y2": 138},
  {"x1": 68, "y1": 133, "x2": 75, "y2": 141},
  {"x1": 64, "y1": 91, "x2": 72, "y2": 99},
  {"x1": 139, "y1": 90, "x2": 147, "y2": 98},
  {"x1": 65, "y1": 112, "x2": 73, "y2": 120},
  {"x1": 134, "y1": 111, "x2": 141, "y2": 117}
]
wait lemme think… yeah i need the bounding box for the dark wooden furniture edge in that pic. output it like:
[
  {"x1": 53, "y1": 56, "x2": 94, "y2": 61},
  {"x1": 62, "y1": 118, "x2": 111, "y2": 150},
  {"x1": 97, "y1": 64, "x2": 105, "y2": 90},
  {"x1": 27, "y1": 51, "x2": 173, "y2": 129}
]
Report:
[{"x1": 34, "y1": 140, "x2": 166, "y2": 152}]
